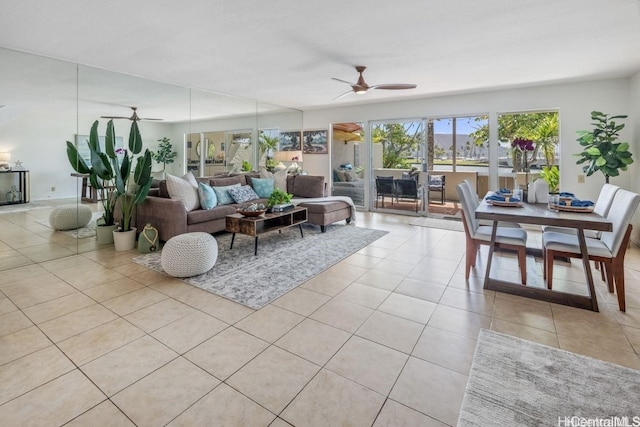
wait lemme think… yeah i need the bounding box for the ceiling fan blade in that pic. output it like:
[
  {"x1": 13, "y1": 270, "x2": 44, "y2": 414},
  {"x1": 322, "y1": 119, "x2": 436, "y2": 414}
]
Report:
[
  {"x1": 370, "y1": 83, "x2": 417, "y2": 90},
  {"x1": 139, "y1": 118, "x2": 163, "y2": 121},
  {"x1": 331, "y1": 77, "x2": 357, "y2": 86},
  {"x1": 333, "y1": 90, "x2": 355, "y2": 100},
  {"x1": 100, "y1": 115, "x2": 130, "y2": 119}
]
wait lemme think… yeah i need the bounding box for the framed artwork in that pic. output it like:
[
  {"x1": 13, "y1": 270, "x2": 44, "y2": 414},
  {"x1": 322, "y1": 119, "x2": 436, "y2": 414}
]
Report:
[
  {"x1": 303, "y1": 129, "x2": 328, "y2": 154},
  {"x1": 279, "y1": 131, "x2": 302, "y2": 151}
]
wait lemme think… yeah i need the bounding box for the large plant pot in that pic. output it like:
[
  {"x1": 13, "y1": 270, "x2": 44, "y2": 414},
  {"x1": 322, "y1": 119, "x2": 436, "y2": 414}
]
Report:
[
  {"x1": 96, "y1": 223, "x2": 118, "y2": 245},
  {"x1": 113, "y1": 227, "x2": 137, "y2": 251}
]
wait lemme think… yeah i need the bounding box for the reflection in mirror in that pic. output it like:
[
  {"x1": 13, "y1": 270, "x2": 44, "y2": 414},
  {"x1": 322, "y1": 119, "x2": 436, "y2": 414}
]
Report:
[
  {"x1": 0, "y1": 47, "x2": 303, "y2": 274},
  {"x1": 332, "y1": 122, "x2": 366, "y2": 206},
  {"x1": 0, "y1": 47, "x2": 80, "y2": 270},
  {"x1": 257, "y1": 102, "x2": 303, "y2": 188}
]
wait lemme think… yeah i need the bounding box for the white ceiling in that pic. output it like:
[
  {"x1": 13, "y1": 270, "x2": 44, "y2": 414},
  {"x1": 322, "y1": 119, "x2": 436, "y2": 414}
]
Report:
[{"x1": 1, "y1": 0, "x2": 640, "y2": 111}]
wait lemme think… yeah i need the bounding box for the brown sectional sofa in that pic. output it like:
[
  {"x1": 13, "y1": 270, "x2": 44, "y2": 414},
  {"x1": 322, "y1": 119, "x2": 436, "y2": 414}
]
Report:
[
  {"x1": 134, "y1": 174, "x2": 266, "y2": 242},
  {"x1": 129, "y1": 173, "x2": 354, "y2": 242},
  {"x1": 286, "y1": 175, "x2": 353, "y2": 232}
]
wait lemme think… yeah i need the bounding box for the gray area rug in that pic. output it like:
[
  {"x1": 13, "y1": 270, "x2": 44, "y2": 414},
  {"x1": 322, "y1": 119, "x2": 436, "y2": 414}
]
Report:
[
  {"x1": 458, "y1": 329, "x2": 640, "y2": 427},
  {"x1": 409, "y1": 216, "x2": 464, "y2": 232},
  {"x1": 133, "y1": 224, "x2": 387, "y2": 309}
]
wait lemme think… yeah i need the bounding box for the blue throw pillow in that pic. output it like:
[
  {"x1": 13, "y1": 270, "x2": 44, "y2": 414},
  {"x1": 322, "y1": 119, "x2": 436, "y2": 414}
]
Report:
[
  {"x1": 212, "y1": 183, "x2": 241, "y2": 205},
  {"x1": 251, "y1": 178, "x2": 275, "y2": 198},
  {"x1": 228, "y1": 185, "x2": 259, "y2": 204},
  {"x1": 197, "y1": 182, "x2": 217, "y2": 210}
]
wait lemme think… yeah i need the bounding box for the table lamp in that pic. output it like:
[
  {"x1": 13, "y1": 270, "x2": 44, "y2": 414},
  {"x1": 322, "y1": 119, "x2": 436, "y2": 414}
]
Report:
[{"x1": 0, "y1": 152, "x2": 11, "y2": 170}]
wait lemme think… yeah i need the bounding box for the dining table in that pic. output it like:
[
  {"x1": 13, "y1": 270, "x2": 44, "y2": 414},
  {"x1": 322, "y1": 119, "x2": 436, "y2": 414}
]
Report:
[{"x1": 475, "y1": 199, "x2": 612, "y2": 311}]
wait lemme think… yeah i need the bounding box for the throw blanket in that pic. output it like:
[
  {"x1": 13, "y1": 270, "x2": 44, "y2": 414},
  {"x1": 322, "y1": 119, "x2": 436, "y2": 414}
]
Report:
[{"x1": 291, "y1": 196, "x2": 357, "y2": 223}]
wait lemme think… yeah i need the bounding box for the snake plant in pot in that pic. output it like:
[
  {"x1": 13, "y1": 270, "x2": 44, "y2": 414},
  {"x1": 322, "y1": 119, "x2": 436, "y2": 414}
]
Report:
[{"x1": 67, "y1": 119, "x2": 153, "y2": 239}]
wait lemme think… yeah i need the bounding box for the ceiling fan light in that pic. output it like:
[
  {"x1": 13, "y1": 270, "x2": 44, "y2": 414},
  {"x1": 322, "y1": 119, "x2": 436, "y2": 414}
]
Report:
[{"x1": 354, "y1": 88, "x2": 367, "y2": 95}]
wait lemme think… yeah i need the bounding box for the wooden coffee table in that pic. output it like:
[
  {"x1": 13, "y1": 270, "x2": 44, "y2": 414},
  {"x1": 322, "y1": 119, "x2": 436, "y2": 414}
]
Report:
[{"x1": 225, "y1": 206, "x2": 308, "y2": 255}]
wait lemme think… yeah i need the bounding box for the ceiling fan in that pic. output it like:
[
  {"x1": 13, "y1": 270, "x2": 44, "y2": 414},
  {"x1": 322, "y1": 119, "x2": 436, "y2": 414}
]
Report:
[
  {"x1": 332, "y1": 66, "x2": 417, "y2": 100},
  {"x1": 100, "y1": 107, "x2": 162, "y2": 122}
]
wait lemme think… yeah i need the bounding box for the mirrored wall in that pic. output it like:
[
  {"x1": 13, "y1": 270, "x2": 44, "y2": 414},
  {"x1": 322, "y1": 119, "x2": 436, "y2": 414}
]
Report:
[{"x1": 0, "y1": 47, "x2": 302, "y2": 271}]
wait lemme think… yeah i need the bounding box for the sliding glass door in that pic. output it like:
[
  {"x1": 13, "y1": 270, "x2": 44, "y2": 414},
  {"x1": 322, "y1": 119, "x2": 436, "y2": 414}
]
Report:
[{"x1": 370, "y1": 119, "x2": 425, "y2": 214}]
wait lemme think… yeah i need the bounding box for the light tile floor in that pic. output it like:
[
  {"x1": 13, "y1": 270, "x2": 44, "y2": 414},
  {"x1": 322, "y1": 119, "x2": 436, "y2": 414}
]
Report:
[{"x1": 1, "y1": 204, "x2": 640, "y2": 426}]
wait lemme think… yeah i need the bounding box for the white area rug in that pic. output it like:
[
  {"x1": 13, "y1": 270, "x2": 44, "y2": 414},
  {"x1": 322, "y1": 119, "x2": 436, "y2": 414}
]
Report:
[
  {"x1": 458, "y1": 329, "x2": 640, "y2": 426},
  {"x1": 36, "y1": 212, "x2": 103, "y2": 239},
  {"x1": 133, "y1": 224, "x2": 387, "y2": 309}
]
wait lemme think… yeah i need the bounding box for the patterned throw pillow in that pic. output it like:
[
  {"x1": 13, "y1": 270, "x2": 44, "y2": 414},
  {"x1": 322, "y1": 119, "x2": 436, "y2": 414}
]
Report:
[
  {"x1": 250, "y1": 178, "x2": 275, "y2": 198},
  {"x1": 212, "y1": 183, "x2": 241, "y2": 205},
  {"x1": 228, "y1": 185, "x2": 259, "y2": 204},
  {"x1": 197, "y1": 182, "x2": 217, "y2": 210},
  {"x1": 166, "y1": 173, "x2": 199, "y2": 211}
]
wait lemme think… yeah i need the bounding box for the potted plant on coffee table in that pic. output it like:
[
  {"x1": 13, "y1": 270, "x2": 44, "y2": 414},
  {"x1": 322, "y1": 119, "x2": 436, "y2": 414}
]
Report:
[
  {"x1": 66, "y1": 121, "x2": 118, "y2": 244},
  {"x1": 267, "y1": 188, "x2": 293, "y2": 212}
]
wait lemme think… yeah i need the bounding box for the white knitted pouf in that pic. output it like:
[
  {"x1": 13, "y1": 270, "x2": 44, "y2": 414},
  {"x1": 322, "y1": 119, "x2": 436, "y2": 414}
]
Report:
[
  {"x1": 49, "y1": 204, "x2": 93, "y2": 230},
  {"x1": 161, "y1": 232, "x2": 218, "y2": 277}
]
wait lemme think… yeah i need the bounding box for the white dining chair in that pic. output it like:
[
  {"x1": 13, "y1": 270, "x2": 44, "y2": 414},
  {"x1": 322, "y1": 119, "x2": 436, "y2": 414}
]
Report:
[
  {"x1": 456, "y1": 184, "x2": 528, "y2": 284},
  {"x1": 542, "y1": 188, "x2": 640, "y2": 311},
  {"x1": 541, "y1": 183, "x2": 619, "y2": 238},
  {"x1": 542, "y1": 184, "x2": 620, "y2": 282}
]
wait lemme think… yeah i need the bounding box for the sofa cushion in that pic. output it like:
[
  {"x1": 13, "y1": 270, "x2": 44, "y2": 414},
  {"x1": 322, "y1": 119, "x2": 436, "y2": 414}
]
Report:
[
  {"x1": 228, "y1": 185, "x2": 259, "y2": 204},
  {"x1": 249, "y1": 178, "x2": 275, "y2": 198},
  {"x1": 166, "y1": 173, "x2": 200, "y2": 211},
  {"x1": 197, "y1": 182, "x2": 218, "y2": 210},
  {"x1": 290, "y1": 175, "x2": 325, "y2": 198},
  {"x1": 210, "y1": 175, "x2": 245, "y2": 187},
  {"x1": 213, "y1": 183, "x2": 241, "y2": 205}
]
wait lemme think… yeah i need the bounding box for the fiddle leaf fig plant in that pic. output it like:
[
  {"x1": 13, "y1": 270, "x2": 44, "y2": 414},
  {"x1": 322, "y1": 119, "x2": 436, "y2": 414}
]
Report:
[
  {"x1": 575, "y1": 111, "x2": 633, "y2": 183},
  {"x1": 151, "y1": 137, "x2": 177, "y2": 172}
]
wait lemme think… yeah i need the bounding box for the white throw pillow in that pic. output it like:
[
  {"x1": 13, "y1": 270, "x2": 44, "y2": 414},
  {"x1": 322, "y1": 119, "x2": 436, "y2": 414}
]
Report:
[{"x1": 166, "y1": 173, "x2": 200, "y2": 211}]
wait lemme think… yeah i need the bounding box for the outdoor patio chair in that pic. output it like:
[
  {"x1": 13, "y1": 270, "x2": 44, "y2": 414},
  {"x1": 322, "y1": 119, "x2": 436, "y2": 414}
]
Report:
[
  {"x1": 375, "y1": 176, "x2": 395, "y2": 208},
  {"x1": 428, "y1": 175, "x2": 446, "y2": 204},
  {"x1": 542, "y1": 188, "x2": 640, "y2": 311},
  {"x1": 394, "y1": 178, "x2": 420, "y2": 212}
]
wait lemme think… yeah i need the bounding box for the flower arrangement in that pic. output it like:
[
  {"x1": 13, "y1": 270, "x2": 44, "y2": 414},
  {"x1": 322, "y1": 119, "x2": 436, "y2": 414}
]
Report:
[
  {"x1": 512, "y1": 137, "x2": 534, "y2": 152},
  {"x1": 511, "y1": 137, "x2": 534, "y2": 172}
]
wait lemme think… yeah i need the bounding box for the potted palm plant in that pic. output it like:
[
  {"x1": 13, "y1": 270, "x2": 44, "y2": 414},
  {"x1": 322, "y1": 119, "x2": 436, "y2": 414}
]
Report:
[
  {"x1": 575, "y1": 111, "x2": 634, "y2": 183},
  {"x1": 66, "y1": 121, "x2": 118, "y2": 244},
  {"x1": 67, "y1": 119, "x2": 153, "y2": 250},
  {"x1": 112, "y1": 120, "x2": 153, "y2": 250}
]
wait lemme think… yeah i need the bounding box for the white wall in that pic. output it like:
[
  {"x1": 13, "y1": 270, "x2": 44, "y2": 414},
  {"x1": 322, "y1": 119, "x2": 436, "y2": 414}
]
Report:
[{"x1": 0, "y1": 109, "x2": 174, "y2": 200}]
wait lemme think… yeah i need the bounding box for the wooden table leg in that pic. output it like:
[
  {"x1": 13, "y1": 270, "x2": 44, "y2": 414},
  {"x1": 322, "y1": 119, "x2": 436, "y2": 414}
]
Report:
[
  {"x1": 299, "y1": 224, "x2": 304, "y2": 238},
  {"x1": 577, "y1": 228, "x2": 599, "y2": 312},
  {"x1": 230, "y1": 233, "x2": 236, "y2": 250},
  {"x1": 254, "y1": 236, "x2": 259, "y2": 256}
]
